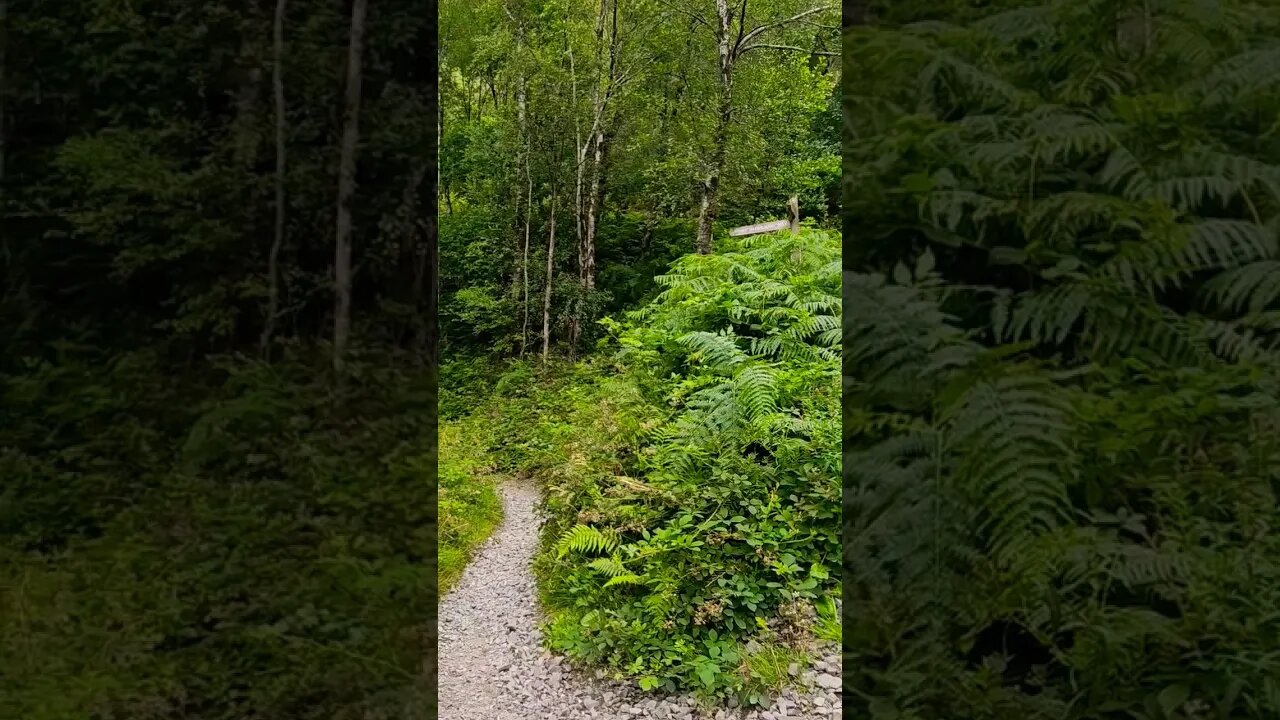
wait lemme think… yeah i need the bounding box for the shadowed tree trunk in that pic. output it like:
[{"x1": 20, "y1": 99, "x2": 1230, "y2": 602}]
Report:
[
  {"x1": 260, "y1": 0, "x2": 287, "y2": 358},
  {"x1": 521, "y1": 166, "x2": 532, "y2": 356},
  {"x1": 569, "y1": 0, "x2": 620, "y2": 350},
  {"x1": 694, "y1": 0, "x2": 734, "y2": 255},
  {"x1": 0, "y1": 0, "x2": 7, "y2": 187},
  {"x1": 333, "y1": 0, "x2": 367, "y2": 375}
]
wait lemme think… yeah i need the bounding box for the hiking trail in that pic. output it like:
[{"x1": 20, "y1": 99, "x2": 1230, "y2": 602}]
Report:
[{"x1": 437, "y1": 478, "x2": 843, "y2": 720}]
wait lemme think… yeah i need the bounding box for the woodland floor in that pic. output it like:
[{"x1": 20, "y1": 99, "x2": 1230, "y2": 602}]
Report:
[{"x1": 437, "y1": 478, "x2": 843, "y2": 720}]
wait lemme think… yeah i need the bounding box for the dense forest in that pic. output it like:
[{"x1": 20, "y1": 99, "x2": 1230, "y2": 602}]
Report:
[
  {"x1": 1, "y1": 2, "x2": 438, "y2": 718},
  {"x1": 437, "y1": 0, "x2": 843, "y2": 715},
  {"x1": 845, "y1": 1, "x2": 1280, "y2": 718},
  {"x1": 8, "y1": 0, "x2": 1280, "y2": 718}
]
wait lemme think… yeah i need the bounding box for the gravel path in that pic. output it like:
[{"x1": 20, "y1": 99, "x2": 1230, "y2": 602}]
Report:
[{"x1": 438, "y1": 478, "x2": 843, "y2": 720}]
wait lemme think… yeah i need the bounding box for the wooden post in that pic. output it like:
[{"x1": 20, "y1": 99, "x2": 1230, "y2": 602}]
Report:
[{"x1": 727, "y1": 196, "x2": 803, "y2": 239}]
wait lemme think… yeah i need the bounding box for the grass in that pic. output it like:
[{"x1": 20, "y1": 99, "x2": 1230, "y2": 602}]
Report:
[
  {"x1": 742, "y1": 644, "x2": 813, "y2": 698},
  {"x1": 437, "y1": 419, "x2": 503, "y2": 596},
  {"x1": 814, "y1": 593, "x2": 841, "y2": 644}
]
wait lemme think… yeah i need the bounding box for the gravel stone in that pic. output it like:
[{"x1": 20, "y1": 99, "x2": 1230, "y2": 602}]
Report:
[
  {"x1": 438, "y1": 479, "x2": 842, "y2": 719},
  {"x1": 814, "y1": 674, "x2": 841, "y2": 690}
]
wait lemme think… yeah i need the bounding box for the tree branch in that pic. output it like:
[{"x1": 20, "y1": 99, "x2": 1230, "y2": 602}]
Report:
[
  {"x1": 734, "y1": 0, "x2": 748, "y2": 54},
  {"x1": 739, "y1": 42, "x2": 837, "y2": 56},
  {"x1": 655, "y1": 0, "x2": 714, "y2": 33},
  {"x1": 736, "y1": 5, "x2": 835, "y2": 53}
]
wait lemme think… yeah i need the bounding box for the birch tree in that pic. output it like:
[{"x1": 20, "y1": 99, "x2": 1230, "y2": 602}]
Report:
[{"x1": 670, "y1": 0, "x2": 838, "y2": 253}]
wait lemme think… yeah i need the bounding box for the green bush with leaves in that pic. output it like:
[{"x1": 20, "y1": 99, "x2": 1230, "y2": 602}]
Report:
[{"x1": 525, "y1": 230, "x2": 841, "y2": 702}]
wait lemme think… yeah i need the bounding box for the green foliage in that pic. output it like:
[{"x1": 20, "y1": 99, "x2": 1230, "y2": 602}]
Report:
[
  {"x1": 556, "y1": 525, "x2": 621, "y2": 558},
  {"x1": 512, "y1": 231, "x2": 842, "y2": 702},
  {"x1": 0, "y1": 349, "x2": 436, "y2": 720},
  {"x1": 438, "y1": 419, "x2": 503, "y2": 596},
  {"x1": 439, "y1": 0, "x2": 840, "y2": 360},
  {"x1": 845, "y1": 2, "x2": 1280, "y2": 717}
]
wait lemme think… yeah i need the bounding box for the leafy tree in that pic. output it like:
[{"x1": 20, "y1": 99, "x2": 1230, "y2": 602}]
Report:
[{"x1": 439, "y1": 0, "x2": 840, "y2": 359}]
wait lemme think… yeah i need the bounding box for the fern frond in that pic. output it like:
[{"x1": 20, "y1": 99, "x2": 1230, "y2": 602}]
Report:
[
  {"x1": 678, "y1": 331, "x2": 748, "y2": 370},
  {"x1": 1202, "y1": 260, "x2": 1280, "y2": 313},
  {"x1": 588, "y1": 556, "x2": 629, "y2": 577},
  {"x1": 603, "y1": 573, "x2": 646, "y2": 588},
  {"x1": 557, "y1": 524, "x2": 619, "y2": 557}
]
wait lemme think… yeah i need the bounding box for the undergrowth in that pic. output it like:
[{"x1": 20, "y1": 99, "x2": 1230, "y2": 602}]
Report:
[
  {"x1": 438, "y1": 415, "x2": 503, "y2": 596},
  {"x1": 844, "y1": 2, "x2": 1280, "y2": 716},
  {"x1": 0, "y1": 347, "x2": 436, "y2": 720},
  {"x1": 443, "y1": 230, "x2": 843, "y2": 705}
]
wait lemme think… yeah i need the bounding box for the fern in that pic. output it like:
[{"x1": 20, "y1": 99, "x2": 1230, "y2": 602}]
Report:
[
  {"x1": 556, "y1": 524, "x2": 618, "y2": 558},
  {"x1": 845, "y1": 3, "x2": 1280, "y2": 714},
  {"x1": 602, "y1": 573, "x2": 646, "y2": 588},
  {"x1": 585, "y1": 556, "x2": 622, "y2": 576}
]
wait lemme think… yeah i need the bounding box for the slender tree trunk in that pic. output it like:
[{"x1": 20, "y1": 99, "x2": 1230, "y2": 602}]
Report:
[
  {"x1": 0, "y1": 0, "x2": 7, "y2": 187},
  {"x1": 695, "y1": 0, "x2": 735, "y2": 254},
  {"x1": 570, "y1": 0, "x2": 620, "y2": 347},
  {"x1": 567, "y1": 46, "x2": 586, "y2": 352},
  {"x1": 584, "y1": 129, "x2": 604, "y2": 294},
  {"x1": 514, "y1": 10, "x2": 532, "y2": 358},
  {"x1": 569, "y1": 48, "x2": 585, "y2": 258},
  {"x1": 520, "y1": 168, "x2": 532, "y2": 357},
  {"x1": 333, "y1": 0, "x2": 367, "y2": 376},
  {"x1": 260, "y1": 0, "x2": 287, "y2": 359},
  {"x1": 542, "y1": 195, "x2": 557, "y2": 362}
]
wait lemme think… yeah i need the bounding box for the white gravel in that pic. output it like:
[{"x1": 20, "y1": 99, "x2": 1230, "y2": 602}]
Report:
[{"x1": 438, "y1": 478, "x2": 843, "y2": 720}]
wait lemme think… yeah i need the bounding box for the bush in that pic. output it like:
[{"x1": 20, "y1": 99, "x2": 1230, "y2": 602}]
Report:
[{"x1": 522, "y1": 231, "x2": 842, "y2": 703}]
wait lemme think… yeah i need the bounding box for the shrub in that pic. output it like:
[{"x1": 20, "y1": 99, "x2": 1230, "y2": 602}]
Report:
[{"x1": 530, "y1": 231, "x2": 842, "y2": 702}]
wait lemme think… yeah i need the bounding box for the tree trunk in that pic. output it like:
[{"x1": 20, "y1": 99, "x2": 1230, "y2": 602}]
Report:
[
  {"x1": 695, "y1": 0, "x2": 735, "y2": 255},
  {"x1": 542, "y1": 196, "x2": 557, "y2": 362},
  {"x1": 514, "y1": 11, "x2": 531, "y2": 358},
  {"x1": 570, "y1": 0, "x2": 619, "y2": 347},
  {"x1": 520, "y1": 167, "x2": 532, "y2": 356},
  {"x1": 260, "y1": 0, "x2": 287, "y2": 359},
  {"x1": 583, "y1": 128, "x2": 605, "y2": 294},
  {"x1": 569, "y1": 47, "x2": 585, "y2": 260},
  {"x1": 333, "y1": 0, "x2": 367, "y2": 376},
  {"x1": 0, "y1": 0, "x2": 7, "y2": 187}
]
